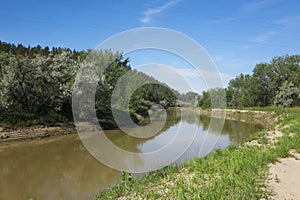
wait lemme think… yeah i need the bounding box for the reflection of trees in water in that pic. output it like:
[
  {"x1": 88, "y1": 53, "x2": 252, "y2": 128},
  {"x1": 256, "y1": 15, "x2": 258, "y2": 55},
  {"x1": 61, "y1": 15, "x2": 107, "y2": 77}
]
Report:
[
  {"x1": 105, "y1": 108, "x2": 181, "y2": 153},
  {"x1": 222, "y1": 119, "x2": 264, "y2": 144},
  {"x1": 108, "y1": 108, "x2": 263, "y2": 147},
  {"x1": 174, "y1": 109, "x2": 263, "y2": 145},
  {"x1": 106, "y1": 108, "x2": 263, "y2": 153},
  {"x1": 198, "y1": 114, "x2": 264, "y2": 143},
  {"x1": 179, "y1": 109, "x2": 201, "y2": 125}
]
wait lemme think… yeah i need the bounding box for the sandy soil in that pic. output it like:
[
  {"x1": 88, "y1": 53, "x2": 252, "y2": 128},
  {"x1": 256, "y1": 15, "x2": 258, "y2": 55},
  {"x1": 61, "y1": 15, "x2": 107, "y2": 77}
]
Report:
[
  {"x1": 0, "y1": 123, "x2": 75, "y2": 142},
  {"x1": 267, "y1": 151, "x2": 300, "y2": 200},
  {"x1": 201, "y1": 108, "x2": 276, "y2": 127}
]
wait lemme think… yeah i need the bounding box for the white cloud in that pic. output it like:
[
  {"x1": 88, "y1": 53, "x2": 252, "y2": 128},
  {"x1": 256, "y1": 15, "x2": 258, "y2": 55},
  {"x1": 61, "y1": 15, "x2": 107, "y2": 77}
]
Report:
[{"x1": 140, "y1": 0, "x2": 182, "y2": 23}]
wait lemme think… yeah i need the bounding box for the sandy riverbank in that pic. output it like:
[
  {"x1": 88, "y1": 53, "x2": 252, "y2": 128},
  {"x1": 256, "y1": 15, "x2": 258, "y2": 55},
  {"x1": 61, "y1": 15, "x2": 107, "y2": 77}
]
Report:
[
  {"x1": 0, "y1": 123, "x2": 75, "y2": 142},
  {"x1": 0, "y1": 108, "x2": 275, "y2": 142},
  {"x1": 268, "y1": 151, "x2": 300, "y2": 199}
]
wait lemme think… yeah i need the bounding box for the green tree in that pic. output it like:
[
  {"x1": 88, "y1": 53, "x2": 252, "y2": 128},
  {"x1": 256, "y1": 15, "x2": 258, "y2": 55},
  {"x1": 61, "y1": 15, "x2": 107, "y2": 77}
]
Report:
[
  {"x1": 199, "y1": 90, "x2": 211, "y2": 109},
  {"x1": 227, "y1": 55, "x2": 300, "y2": 107},
  {"x1": 228, "y1": 74, "x2": 255, "y2": 107},
  {"x1": 274, "y1": 81, "x2": 300, "y2": 107}
]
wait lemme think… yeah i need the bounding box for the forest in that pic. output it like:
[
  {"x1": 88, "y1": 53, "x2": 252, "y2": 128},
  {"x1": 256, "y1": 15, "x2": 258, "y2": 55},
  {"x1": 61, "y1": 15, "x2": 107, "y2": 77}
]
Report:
[{"x1": 0, "y1": 40, "x2": 299, "y2": 127}]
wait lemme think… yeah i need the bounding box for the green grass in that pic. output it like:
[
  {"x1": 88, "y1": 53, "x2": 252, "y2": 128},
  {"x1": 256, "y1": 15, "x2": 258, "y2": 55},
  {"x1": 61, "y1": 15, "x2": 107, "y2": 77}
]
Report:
[
  {"x1": 228, "y1": 106, "x2": 291, "y2": 114},
  {"x1": 95, "y1": 107, "x2": 300, "y2": 200}
]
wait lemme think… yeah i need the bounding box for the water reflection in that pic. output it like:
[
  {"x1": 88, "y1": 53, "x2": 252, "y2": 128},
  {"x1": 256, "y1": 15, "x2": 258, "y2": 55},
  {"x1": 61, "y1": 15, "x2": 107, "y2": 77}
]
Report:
[{"x1": 0, "y1": 109, "x2": 263, "y2": 200}]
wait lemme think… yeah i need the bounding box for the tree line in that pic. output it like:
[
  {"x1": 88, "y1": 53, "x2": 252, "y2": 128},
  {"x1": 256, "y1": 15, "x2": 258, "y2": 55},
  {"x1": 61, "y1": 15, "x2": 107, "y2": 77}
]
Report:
[
  {"x1": 0, "y1": 41, "x2": 178, "y2": 128},
  {"x1": 1, "y1": 41, "x2": 299, "y2": 128},
  {"x1": 198, "y1": 55, "x2": 300, "y2": 108}
]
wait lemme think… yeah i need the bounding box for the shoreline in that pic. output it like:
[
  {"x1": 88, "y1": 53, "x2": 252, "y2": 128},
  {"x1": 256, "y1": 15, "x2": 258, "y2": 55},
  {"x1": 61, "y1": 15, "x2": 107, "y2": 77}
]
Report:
[
  {"x1": 180, "y1": 107, "x2": 276, "y2": 127},
  {"x1": 0, "y1": 108, "x2": 275, "y2": 143},
  {"x1": 0, "y1": 123, "x2": 76, "y2": 142}
]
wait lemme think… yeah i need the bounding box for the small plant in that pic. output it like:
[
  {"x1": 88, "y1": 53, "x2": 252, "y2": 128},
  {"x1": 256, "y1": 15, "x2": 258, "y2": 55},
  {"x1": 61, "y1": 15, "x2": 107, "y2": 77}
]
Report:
[
  {"x1": 275, "y1": 174, "x2": 280, "y2": 183},
  {"x1": 121, "y1": 170, "x2": 133, "y2": 188}
]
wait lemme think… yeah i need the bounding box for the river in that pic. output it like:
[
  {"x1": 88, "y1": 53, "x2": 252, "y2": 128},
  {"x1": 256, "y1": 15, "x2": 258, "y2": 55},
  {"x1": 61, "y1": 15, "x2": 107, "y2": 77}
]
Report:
[{"x1": 0, "y1": 109, "x2": 263, "y2": 199}]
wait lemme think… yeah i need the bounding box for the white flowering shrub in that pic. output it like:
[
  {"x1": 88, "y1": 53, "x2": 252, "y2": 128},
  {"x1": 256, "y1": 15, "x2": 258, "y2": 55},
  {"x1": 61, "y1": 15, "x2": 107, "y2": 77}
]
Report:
[
  {"x1": 0, "y1": 51, "x2": 78, "y2": 114},
  {"x1": 274, "y1": 81, "x2": 300, "y2": 107}
]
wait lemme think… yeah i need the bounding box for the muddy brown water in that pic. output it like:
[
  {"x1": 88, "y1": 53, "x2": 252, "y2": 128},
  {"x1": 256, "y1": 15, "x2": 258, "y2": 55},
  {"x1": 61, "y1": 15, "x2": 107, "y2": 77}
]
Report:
[{"x1": 0, "y1": 109, "x2": 263, "y2": 199}]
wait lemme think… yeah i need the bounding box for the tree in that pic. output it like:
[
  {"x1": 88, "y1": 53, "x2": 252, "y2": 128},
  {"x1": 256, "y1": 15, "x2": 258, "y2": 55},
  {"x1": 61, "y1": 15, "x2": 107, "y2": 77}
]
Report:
[
  {"x1": 0, "y1": 51, "x2": 78, "y2": 114},
  {"x1": 199, "y1": 90, "x2": 211, "y2": 109},
  {"x1": 271, "y1": 55, "x2": 300, "y2": 88},
  {"x1": 209, "y1": 87, "x2": 227, "y2": 109},
  {"x1": 227, "y1": 54, "x2": 300, "y2": 107},
  {"x1": 252, "y1": 63, "x2": 276, "y2": 106},
  {"x1": 228, "y1": 74, "x2": 255, "y2": 107},
  {"x1": 274, "y1": 81, "x2": 300, "y2": 107},
  {"x1": 225, "y1": 88, "x2": 233, "y2": 107}
]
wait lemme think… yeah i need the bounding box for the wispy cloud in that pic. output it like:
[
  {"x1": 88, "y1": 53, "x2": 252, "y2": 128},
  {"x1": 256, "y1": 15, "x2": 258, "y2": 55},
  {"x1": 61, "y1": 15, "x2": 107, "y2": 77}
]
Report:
[
  {"x1": 140, "y1": 0, "x2": 182, "y2": 24},
  {"x1": 241, "y1": 15, "x2": 300, "y2": 49},
  {"x1": 273, "y1": 15, "x2": 300, "y2": 31},
  {"x1": 212, "y1": 55, "x2": 224, "y2": 63},
  {"x1": 135, "y1": 64, "x2": 232, "y2": 93},
  {"x1": 241, "y1": 0, "x2": 284, "y2": 12},
  {"x1": 210, "y1": 18, "x2": 236, "y2": 24},
  {"x1": 173, "y1": 68, "x2": 233, "y2": 91},
  {"x1": 240, "y1": 31, "x2": 278, "y2": 49},
  {"x1": 250, "y1": 31, "x2": 277, "y2": 43},
  {"x1": 173, "y1": 68, "x2": 200, "y2": 77}
]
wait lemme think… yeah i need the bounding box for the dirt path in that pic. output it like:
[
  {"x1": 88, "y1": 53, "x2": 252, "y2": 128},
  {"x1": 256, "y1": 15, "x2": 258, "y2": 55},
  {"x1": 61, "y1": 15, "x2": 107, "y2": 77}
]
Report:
[{"x1": 267, "y1": 151, "x2": 300, "y2": 200}]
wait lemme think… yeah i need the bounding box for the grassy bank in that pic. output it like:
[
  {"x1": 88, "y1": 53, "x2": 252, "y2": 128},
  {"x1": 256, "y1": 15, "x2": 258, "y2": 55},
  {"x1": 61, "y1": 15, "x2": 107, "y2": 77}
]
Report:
[{"x1": 95, "y1": 107, "x2": 300, "y2": 199}]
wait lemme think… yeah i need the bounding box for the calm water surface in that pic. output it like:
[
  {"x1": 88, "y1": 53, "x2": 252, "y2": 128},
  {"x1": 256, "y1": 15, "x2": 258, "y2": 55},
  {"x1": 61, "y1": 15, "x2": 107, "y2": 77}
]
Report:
[{"x1": 0, "y1": 109, "x2": 263, "y2": 199}]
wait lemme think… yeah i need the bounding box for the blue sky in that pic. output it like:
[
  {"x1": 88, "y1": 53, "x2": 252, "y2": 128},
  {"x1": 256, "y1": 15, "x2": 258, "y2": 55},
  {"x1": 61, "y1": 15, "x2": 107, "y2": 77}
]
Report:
[{"x1": 1, "y1": 0, "x2": 300, "y2": 93}]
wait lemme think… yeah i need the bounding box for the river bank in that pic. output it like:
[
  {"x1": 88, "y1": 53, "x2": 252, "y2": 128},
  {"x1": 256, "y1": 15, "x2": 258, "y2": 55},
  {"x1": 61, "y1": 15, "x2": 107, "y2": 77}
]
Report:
[
  {"x1": 96, "y1": 107, "x2": 300, "y2": 199},
  {"x1": 0, "y1": 123, "x2": 76, "y2": 142},
  {"x1": 0, "y1": 107, "x2": 275, "y2": 143},
  {"x1": 0, "y1": 108, "x2": 271, "y2": 143}
]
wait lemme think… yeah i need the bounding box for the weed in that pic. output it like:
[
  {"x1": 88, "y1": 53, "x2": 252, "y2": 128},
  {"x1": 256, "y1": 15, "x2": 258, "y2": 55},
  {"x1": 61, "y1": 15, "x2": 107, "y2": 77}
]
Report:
[{"x1": 275, "y1": 174, "x2": 280, "y2": 183}]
